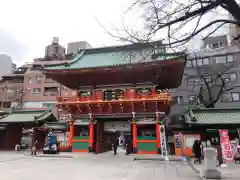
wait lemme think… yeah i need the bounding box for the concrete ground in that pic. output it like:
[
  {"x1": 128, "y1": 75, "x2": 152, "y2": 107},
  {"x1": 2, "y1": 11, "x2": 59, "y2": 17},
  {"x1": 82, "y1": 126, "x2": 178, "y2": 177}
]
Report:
[
  {"x1": 189, "y1": 159, "x2": 240, "y2": 180},
  {"x1": 0, "y1": 151, "x2": 200, "y2": 180}
]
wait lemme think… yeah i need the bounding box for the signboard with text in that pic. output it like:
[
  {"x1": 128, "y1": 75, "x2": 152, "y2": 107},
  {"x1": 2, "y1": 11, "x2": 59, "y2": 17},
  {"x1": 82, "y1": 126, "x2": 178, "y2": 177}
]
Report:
[
  {"x1": 219, "y1": 130, "x2": 233, "y2": 162},
  {"x1": 104, "y1": 121, "x2": 130, "y2": 132}
]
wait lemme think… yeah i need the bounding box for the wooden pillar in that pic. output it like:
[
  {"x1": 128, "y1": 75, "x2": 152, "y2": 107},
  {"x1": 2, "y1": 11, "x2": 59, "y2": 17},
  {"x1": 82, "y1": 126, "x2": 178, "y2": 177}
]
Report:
[
  {"x1": 69, "y1": 121, "x2": 74, "y2": 151},
  {"x1": 88, "y1": 113, "x2": 94, "y2": 152},
  {"x1": 156, "y1": 112, "x2": 161, "y2": 154},
  {"x1": 132, "y1": 112, "x2": 137, "y2": 153}
]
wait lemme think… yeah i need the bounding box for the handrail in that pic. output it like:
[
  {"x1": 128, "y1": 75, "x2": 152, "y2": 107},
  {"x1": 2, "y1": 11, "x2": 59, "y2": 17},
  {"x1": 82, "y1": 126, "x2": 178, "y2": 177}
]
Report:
[{"x1": 57, "y1": 93, "x2": 171, "y2": 103}]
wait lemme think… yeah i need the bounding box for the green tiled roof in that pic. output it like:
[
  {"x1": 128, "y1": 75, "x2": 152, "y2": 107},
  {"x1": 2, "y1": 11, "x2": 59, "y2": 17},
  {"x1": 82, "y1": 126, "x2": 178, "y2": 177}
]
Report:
[
  {"x1": 45, "y1": 43, "x2": 183, "y2": 70},
  {"x1": 39, "y1": 122, "x2": 68, "y2": 130},
  {"x1": 185, "y1": 108, "x2": 240, "y2": 124},
  {"x1": 0, "y1": 109, "x2": 53, "y2": 123}
]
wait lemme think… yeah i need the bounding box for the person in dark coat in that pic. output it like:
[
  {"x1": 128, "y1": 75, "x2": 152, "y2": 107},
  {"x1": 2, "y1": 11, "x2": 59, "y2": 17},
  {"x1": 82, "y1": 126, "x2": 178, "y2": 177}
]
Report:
[
  {"x1": 125, "y1": 135, "x2": 129, "y2": 155},
  {"x1": 193, "y1": 140, "x2": 202, "y2": 164},
  {"x1": 31, "y1": 141, "x2": 38, "y2": 156},
  {"x1": 113, "y1": 137, "x2": 119, "y2": 155},
  {"x1": 56, "y1": 141, "x2": 60, "y2": 154}
]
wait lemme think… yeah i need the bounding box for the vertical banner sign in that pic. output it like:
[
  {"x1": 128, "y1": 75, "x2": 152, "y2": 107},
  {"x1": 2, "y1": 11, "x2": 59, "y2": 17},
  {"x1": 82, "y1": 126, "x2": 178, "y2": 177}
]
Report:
[
  {"x1": 219, "y1": 130, "x2": 233, "y2": 162},
  {"x1": 160, "y1": 125, "x2": 167, "y2": 156},
  {"x1": 175, "y1": 134, "x2": 181, "y2": 148}
]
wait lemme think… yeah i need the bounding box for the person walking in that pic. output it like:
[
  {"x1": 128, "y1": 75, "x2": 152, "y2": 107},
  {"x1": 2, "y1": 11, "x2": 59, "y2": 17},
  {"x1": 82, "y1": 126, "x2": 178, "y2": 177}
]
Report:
[
  {"x1": 113, "y1": 136, "x2": 119, "y2": 155},
  {"x1": 125, "y1": 135, "x2": 129, "y2": 155},
  {"x1": 31, "y1": 141, "x2": 38, "y2": 156},
  {"x1": 193, "y1": 140, "x2": 202, "y2": 164}
]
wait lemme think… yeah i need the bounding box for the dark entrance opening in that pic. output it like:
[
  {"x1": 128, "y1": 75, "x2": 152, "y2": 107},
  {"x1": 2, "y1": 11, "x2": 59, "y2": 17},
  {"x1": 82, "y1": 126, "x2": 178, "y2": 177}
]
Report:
[{"x1": 93, "y1": 118, "x2": 132, "y2": 155}]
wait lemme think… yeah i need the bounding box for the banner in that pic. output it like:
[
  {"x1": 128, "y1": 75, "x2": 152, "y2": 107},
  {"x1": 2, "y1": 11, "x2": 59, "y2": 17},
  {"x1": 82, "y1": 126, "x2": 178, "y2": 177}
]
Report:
[
  {"x1": 160, "y1": 125, "x2": 167, "y2": 156},
  {"x1": 175, "y1": 134, "x2": 181, "y2": 148},
  {"x1": 219, "y1": 130, "x2": 233, "y2": 161}
]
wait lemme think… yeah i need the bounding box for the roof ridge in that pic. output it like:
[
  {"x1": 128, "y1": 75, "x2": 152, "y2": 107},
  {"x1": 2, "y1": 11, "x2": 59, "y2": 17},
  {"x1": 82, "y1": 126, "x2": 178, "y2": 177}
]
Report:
[
  {"x1": 43, "y1": 51, "x2": 85, "y2": 68},
  {"x1": 81, "y1": 40, "x2": 162, "y2": 52},
  {"x1": 34, "y1": 108, "x2": 52, "y2": 120},
  {"x1": 0, "y1": 111, "x2": 12, "y2": 120},
  {"x1": 64, "y1": 50, "x2": 85, "y2": 67}
]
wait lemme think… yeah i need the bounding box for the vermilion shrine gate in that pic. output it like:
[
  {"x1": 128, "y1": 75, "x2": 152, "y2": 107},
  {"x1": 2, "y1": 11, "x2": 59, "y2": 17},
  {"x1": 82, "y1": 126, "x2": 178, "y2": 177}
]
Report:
[{"x1": 44, "y1": 42, "x2": 186, "y2": 154}]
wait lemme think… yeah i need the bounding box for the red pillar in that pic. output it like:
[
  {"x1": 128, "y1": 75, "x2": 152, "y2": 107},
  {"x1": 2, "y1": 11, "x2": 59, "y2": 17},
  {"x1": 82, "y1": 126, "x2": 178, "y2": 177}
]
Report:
[
  {"x1": 156, "y1": 112, "x2": 161, "y2": 154},
  {"x1": 68, "y1": 117, "x2": 74, "y2": 151},
  {"x1": 89, "y1": 113, "x2": 94, "y2": 152},
  {"x1": 132, "y1": 112, "x2": 137, "y2": 153}
]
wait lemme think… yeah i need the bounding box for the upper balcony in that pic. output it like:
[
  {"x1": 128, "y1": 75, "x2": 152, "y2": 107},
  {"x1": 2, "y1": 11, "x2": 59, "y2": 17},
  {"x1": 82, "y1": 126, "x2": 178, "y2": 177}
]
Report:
[{"x1": 57, "y1": 88, "x2": 172, "y2": 105}]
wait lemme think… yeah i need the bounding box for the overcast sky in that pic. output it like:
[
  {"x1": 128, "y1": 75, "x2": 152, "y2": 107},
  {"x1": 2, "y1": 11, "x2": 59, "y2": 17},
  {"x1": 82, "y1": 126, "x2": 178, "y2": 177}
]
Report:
[
  {"x1": 0, "y1": 0, "x2": 141, "y2": 66},
  {"x1": 0, "y1": 0, "x2": 230, "y2": 66}
]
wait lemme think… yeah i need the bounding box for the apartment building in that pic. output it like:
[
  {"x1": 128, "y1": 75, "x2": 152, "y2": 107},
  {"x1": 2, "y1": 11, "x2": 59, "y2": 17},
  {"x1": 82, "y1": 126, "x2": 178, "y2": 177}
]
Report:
[
  {"x1": 0, "y1": 65, "x2": 29, "y2": 110},
  {"x1": 0, "y1": 38, "x2": 82, "y2": 111},
  {"x1": 172, "y1": 35, "x2": 240, "y2": 108},
  {"x1": 22, "y1": 61, "x2": 75, "y2": 110}
]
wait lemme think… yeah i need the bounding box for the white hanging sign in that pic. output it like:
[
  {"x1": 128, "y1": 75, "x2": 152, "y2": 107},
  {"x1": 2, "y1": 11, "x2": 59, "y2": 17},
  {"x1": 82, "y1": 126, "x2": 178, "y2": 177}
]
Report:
[
  {"x1": 104, "y1": 121, "x2": 130, "y2": 132},
  {"x1": 160, "y1": 125, "x2": 167, "y2": 157}
]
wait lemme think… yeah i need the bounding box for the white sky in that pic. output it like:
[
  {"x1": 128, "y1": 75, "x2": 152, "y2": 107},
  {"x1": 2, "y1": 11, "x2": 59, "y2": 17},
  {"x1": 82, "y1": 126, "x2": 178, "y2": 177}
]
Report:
[
  {"x1": 0, "y1": 0, "x2": 141, "y2": 66},
  {"x1": 0, "y1": 0, "x2": 230, "y2": 66}
]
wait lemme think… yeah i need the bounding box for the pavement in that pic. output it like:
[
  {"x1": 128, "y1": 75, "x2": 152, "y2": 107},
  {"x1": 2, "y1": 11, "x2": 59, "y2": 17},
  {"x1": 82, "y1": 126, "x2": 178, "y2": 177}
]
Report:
[
  {"x1": 188, "y1": 159, "x2": 240, "y2": 180},
  {"x1": 132, "y1": 154, "x2": 240, "y2": 179},
  {"x1": 134, "y1": 154, "x2": 186, "y2": 161},
  {"x1": 0, "y1": 151, "x2": 200, "y2": 180}
]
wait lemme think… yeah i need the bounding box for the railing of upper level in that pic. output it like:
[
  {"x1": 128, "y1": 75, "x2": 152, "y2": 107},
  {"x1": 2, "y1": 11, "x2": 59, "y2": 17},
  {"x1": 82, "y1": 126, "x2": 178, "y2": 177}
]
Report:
[{"x1": 57, "y1": 89, "x2": 172, "y2": 104}]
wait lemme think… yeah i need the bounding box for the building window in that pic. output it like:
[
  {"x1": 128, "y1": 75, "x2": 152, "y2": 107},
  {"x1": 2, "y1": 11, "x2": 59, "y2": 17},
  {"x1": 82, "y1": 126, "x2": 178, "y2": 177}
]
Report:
[
  {"x1": 172, "y1": 96, "x2": 184, "y2": 105},
  {"x1": 36, "y1": 75, "x2": 42, "y2": 84},
  {"x1": 210, "y1": 41, "x2": 223, "y2": 49},
  {"x1": 178, "y1": 115, "x2": 185, "y2": 121},
  {"x1": 231, "y1": 92, "x2": 240, "y2": 102},
  {"x1": 187, "y1": 78, "x2": 199, "y2": 88},
  {"x1": 32, "y1": 88, "x2": 41, "y2": 95},
  {"x1": 195, "y1": 58, "x2": 210, "y2": 66},
  {"x1": 43, "y1": 87, "x2": 59, "y2": 96},
  {"x1": 202, "y1": 58, "x2": 210, "y2": 65},
  {"x1": 7, "y1": 88, "x2": 15, "y2": 93},
  {"x1": 28, "y1": 77, "x2": 32, "y2": 84},
  {"x1": 192, "y1": 60, "x2": 197, "y2": 67},
  {"x1": 222, "y1": 73, "x2": 237, "y2": 82},
  {"x1": 222, "y1": 92, "x2": 240, "y2": 102},
  {"x1": 42, "y1": 103, "x2": 55, "y2": 109},
  {"x1": 227, "y1": 55, "x2": 234, "y2": 63},
  {"x1": 215, "y1": 56, "x2": 227, "y2": 64},
  {"x1": 188, "y1": 95, "x2": 197, "y2": 104}
]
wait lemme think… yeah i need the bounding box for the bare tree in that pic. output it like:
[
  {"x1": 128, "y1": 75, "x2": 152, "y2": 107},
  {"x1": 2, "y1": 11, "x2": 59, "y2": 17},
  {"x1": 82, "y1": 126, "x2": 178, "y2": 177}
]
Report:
[
  {"x1": 96, "y1": 0, "x2": 240, "y2": 108},
  {"x1": 119, "y1": 0, "x2": 240, "y2": 108},
  {"x1": 184, "y1": 51, "x2": 240, "y2": 108},
  {"x1": 101, "y1": 0, "x2": 240, "y2": 50}
]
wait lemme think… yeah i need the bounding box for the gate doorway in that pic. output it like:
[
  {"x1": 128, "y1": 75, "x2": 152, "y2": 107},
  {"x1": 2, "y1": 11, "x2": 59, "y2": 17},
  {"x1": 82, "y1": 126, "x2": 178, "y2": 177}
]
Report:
[{"x1": 103, "y1": 121, "x2": 132, "y2": 155}]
